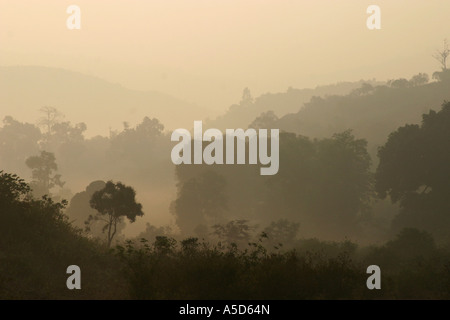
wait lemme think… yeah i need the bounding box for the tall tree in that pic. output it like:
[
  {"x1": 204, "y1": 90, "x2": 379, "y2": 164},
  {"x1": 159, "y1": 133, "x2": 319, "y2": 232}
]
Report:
[
  {"x1": 376, "y1": 101, "x2": 450, "y2": 241},
  {"x1": 38, "y1": 106, "x2": 64, "y2": 147},
  {"x1": 433, "y1": 39, "x2": 450, "y2": 70},
  {"x1": 25, "y1": 151, "x2": 64, "y2": 198},
  {"x1": 65, "y1": 180, "x2": 127, "y2": 238},
  {"x1": 89, "y1": 181, "x2": 143, "y2": 247},
  {"x1": 240, "y1": 87, "x2": 254, "y2": 107}
]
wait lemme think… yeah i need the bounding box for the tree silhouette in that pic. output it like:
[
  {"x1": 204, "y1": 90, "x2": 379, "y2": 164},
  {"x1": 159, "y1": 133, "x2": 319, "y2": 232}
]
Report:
[
  {"x1": 25, "y1": 151, "x2": 64, "y2": 198},
  {"x1": 89, "y1": 181, "x2": 143, "y2": 247},
  {"x1": 263, "y1": 131, "x2": 373, "y2": 238},
  {"x1": 0, "y1": 171, "x2": 30, "y2": 204},
  {"x1": 249, "y1": 111, "x2": 279, "y2": 129},
  {"x1": 432, "y1": 69, "x2": 450, "y2": 82},
  {"x1": 0, "y1": 116, "x2": 41, "y2": 171},
  {"x1": 388, "y1": 78, "x2": 409, "y2": 89},
  {"x1": 240, "y1": 87, "x2": 254, "y2": 107},
  {"x1": 172, "y1": 170, "x2": 228, "y2": 236},
  {"x1": 376, "y1": 101, "x2": 450, "y2": 241},
  {"x1": 433, "y1": 39, "x2": 450, "y2": 70},
  {"x1": 212, "y1": 219, "x2": 253, "y2": 246},
  {"x1": 65, "y1": 180, "x2": 127, "y2": 238},
  {"x1": 38, "y1": 106, "x2": 64, "y2": 147},
  {"x1": 409, "y1": 73, "x2": 429, "y2": 87},
  {"x1": 350, "y1": 83, "x2": 374, "y2": 96}
]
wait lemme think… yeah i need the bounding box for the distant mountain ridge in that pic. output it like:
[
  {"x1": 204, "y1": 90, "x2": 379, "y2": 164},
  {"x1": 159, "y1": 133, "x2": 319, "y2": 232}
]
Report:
[
  {"x1": 206, "y1": 79, "x2": 384, "y2": 130},
  {"x1": 275, "y1": 75, "x2": 450, "y2": 158},
  {"x1": 0, "y1": 66, "x2": 208, "y2": 136}
]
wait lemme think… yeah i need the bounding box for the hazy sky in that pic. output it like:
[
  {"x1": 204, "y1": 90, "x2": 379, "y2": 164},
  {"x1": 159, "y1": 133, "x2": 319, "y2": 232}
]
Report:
[{"x1": 1, "y1": 0, "x2": 449, "y2": 112}]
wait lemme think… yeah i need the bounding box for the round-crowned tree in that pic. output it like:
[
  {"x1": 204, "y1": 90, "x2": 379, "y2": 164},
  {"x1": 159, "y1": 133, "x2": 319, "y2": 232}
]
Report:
[
  {"x1": 376, "y1": 101, "x2": 450, "y2": 241},
  {"x1": 89, "y1": 181, "x2": 143, "y2": 247}
]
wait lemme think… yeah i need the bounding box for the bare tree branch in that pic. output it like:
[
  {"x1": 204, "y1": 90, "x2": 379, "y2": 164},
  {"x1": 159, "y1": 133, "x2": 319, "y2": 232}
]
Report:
[{"x1": 433, "y1": 39, "x2": 450, "y2": 70}]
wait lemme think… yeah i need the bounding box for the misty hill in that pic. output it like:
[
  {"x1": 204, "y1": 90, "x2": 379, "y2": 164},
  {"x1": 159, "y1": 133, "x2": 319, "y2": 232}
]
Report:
[
  {"x1": 0, "y1": 66, "x2": 208, "y2": 136},
  {"x1": 206, "y1": 80, "x2": 383, "y2": 130},
  {"x1": 268, "y1": 74, "x2": 450, "y2": 158}
]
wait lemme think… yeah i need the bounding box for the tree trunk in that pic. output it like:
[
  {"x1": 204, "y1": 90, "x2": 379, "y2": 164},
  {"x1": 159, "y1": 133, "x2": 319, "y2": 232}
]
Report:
[
  {"x1": 107, "y1": 214, "x2": 113, "y2": 248},
  {"x1": 107, "y1": 214, "x2": 118, "y2": 248}
]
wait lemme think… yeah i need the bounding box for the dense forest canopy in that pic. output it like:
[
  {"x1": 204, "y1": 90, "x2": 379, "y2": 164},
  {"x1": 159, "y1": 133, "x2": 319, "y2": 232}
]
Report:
[
  {"x1": 2, "y1": 67, "x2": 450, "y2": 299},
  {"x1": 2, "y1": 71, "x2": 450, "y2": 242}
]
